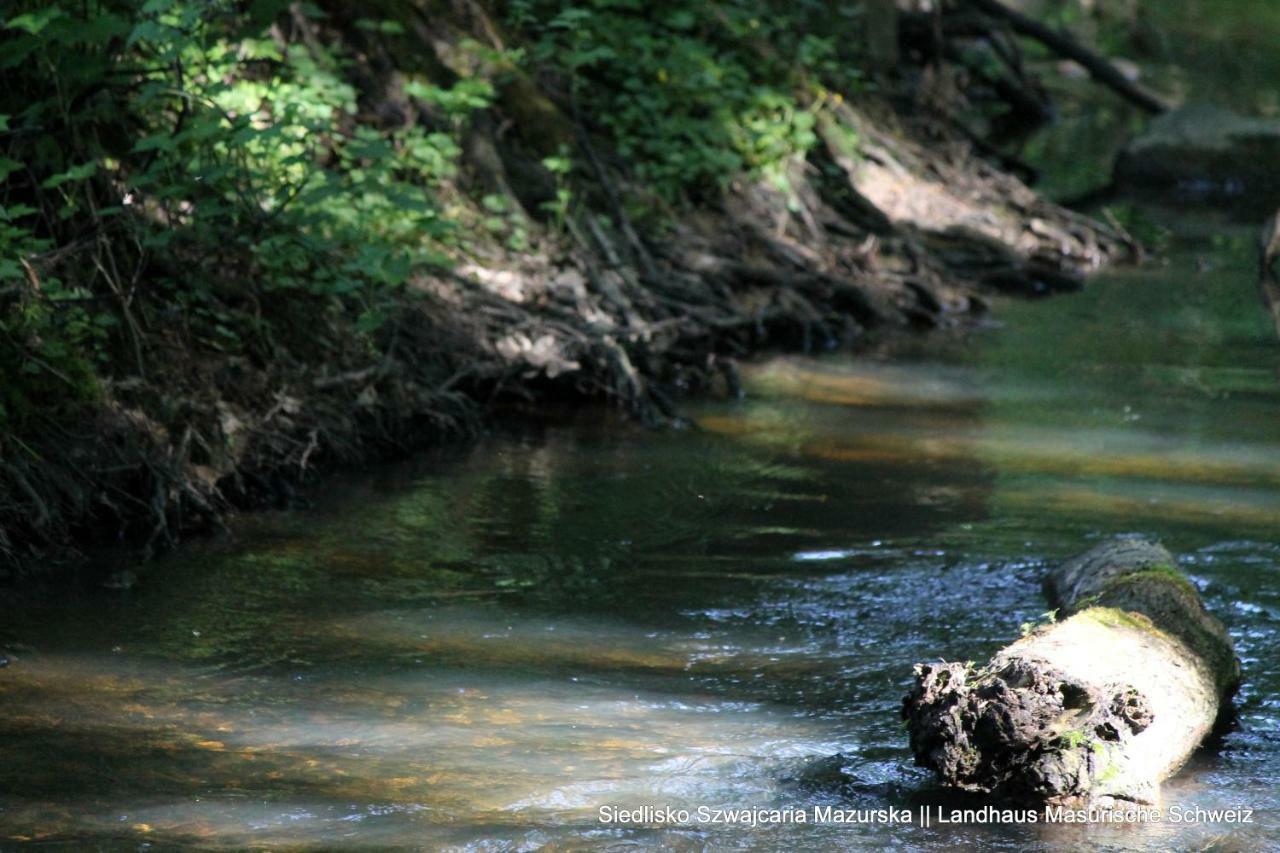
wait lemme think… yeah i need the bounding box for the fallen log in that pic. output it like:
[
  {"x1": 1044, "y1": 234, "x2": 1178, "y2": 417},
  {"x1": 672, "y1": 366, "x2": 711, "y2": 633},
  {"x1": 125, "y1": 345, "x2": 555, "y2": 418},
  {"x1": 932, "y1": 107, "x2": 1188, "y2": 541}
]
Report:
[{"x1": 903, "y1": 539, "x2": 1239, "y2": 807}]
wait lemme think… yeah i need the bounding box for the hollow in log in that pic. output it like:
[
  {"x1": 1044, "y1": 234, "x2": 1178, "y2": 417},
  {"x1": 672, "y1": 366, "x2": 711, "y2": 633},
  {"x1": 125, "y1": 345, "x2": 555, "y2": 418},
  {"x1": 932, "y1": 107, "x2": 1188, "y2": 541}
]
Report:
[{"x1": 902, "y1": 539, "x2": 1239, "y2": 807}]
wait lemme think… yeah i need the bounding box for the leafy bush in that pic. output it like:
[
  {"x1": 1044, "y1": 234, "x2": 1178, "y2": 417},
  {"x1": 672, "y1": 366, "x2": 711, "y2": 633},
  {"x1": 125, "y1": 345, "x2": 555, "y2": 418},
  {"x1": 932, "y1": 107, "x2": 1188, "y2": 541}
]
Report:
[
  {"x1": 507, "y1": 0, "x2": 860, "y2": 200},
  {"x1": 0, "y1": 0, "x2": 489, "y2": 429}
]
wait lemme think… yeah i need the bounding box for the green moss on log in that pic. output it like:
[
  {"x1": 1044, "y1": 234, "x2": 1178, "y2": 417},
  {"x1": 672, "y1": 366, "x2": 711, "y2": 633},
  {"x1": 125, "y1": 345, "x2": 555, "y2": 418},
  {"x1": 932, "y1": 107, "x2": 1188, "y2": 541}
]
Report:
[
  {"x1": 1092, "y1": 574, "x2": 1240, "y2": 694},
  {"x1": 1051, "y1": 541, "x2": 1239, "y2": 694}
]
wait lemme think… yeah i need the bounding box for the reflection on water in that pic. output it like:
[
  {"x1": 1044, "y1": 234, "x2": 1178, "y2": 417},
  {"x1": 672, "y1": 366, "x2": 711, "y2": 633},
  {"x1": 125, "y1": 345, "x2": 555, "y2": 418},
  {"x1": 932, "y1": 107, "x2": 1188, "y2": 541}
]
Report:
[{"x1": 2, "y1": 237, "x2": 1279, "y2": 849}]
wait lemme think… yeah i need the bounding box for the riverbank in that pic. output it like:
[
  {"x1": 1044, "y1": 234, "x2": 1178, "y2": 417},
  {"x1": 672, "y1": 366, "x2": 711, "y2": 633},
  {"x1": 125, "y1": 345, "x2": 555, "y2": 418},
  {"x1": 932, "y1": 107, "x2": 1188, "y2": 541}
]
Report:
[{"x1": 0, "y1": 1, "x2": 1141, "y2": 575}]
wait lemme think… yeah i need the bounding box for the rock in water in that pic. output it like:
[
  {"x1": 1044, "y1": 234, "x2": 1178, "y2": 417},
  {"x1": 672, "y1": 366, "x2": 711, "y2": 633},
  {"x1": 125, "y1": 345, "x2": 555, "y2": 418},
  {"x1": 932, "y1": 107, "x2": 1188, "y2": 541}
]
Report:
[
  {"x1": 1114, "y1": 105, "x2": 1280, "y2": 215},
  {"x1": 903, "y1": 539, "x2": 1239, "y2": 807}
]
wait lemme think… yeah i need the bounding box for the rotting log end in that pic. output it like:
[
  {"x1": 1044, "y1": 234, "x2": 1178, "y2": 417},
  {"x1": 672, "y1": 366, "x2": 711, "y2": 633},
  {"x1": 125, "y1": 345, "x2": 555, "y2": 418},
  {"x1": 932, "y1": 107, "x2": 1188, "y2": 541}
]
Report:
[{"x1": 902, "y1": 627, "x2": 1160, "y2": 806}]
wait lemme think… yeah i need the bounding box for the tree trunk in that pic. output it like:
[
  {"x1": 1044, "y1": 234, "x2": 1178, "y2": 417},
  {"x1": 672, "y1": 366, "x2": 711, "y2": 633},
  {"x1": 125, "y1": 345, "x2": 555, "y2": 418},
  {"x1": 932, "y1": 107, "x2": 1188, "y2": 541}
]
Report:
[
  {"x1": 860, "y1": 0, "x2": 900, "y2": 70},
  {"x1": 902, "y1": 540, "x2": 1239, "y2": 808}
]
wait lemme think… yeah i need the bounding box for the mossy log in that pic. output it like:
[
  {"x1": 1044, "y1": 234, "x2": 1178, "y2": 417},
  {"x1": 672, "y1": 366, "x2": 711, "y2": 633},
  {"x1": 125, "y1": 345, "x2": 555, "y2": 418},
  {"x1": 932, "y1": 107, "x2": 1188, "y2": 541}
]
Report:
[{"x1": 903, "y1": 540, "x2": 1239, "y2": 807}]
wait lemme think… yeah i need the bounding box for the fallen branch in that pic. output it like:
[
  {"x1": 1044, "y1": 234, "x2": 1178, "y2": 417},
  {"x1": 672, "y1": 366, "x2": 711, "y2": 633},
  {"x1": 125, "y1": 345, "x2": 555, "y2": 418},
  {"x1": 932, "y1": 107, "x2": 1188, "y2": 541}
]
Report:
[
  {"x1": 964, "y1": 0, "x2": 1172, "y2": 115},
  {"x1": 904, "y1": 539, "x2": 1238, "y2": 807}
]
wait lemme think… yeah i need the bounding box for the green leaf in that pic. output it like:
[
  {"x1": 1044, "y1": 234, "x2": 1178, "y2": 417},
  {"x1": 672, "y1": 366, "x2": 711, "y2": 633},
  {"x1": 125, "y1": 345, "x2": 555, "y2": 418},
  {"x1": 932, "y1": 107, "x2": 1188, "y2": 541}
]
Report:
[
  {"x1": 133, "y1": 134, "x2": 176, "y2": 153},
  {"x1": 355, "y1": 18, "x2": 404, "y2": 35},
  {"x1": 126, "y1": 19, "x2": 166, "y2": 48},
  {"x1": 71, "y1": 12, "x2": 130, "y2": 44},
  {"x1": 40, "y1": 161, "x2": 97, "y2": 189},
  {"x1": 666, "y1": 10, "x2": 696, "y2": 30},
  {"x1": 0, "y1": 36, "x2": 40, "y2": 69},
  {"x1": 6, "y1": 7, "x2": 65, "y2": 35},
  {"x1": 356, "y1": 310, "x2": 386, "y2": 333},
  {"x1": 240, "y1": 37, "x2": 283, "y2": 61},
  {"x1": 0, "y1": 204, "x2": 38, "y2": 221}
]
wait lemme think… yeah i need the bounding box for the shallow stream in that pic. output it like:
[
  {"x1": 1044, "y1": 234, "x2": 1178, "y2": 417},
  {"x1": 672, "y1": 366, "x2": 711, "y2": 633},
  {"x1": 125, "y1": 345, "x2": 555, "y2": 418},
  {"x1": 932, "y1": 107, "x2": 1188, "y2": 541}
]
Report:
[{"x1": 2, "y1": 217, "x2": 1279, "y2": 850}]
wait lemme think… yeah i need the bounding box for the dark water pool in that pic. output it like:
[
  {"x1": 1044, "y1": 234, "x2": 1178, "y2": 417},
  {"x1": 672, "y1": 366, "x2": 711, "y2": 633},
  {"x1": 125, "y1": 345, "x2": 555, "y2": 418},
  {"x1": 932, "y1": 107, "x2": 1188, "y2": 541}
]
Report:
[{"x1": 2, "y1": 230, "x2": 1279, "y2": 850}]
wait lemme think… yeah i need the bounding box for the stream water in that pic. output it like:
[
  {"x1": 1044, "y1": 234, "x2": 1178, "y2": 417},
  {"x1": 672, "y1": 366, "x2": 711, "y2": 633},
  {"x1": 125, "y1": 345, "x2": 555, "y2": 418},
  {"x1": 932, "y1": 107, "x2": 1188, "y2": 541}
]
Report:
[{"x1": 2, "y1": 217, "x2": 1278, "y2": 850}]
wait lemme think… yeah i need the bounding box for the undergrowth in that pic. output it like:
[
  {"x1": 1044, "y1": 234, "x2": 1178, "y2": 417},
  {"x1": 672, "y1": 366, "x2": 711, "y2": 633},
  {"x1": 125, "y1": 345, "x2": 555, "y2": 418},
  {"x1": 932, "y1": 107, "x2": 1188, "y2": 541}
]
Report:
[
  {"x1": 0, "y1": 0, "x2": 495, "y2": 434},
  {"x1": 507, "y1": 0, "x2": 867, "y2": 202},
  {"x1": 1, "y1": 0, "x2": 876, "y2": 438}
]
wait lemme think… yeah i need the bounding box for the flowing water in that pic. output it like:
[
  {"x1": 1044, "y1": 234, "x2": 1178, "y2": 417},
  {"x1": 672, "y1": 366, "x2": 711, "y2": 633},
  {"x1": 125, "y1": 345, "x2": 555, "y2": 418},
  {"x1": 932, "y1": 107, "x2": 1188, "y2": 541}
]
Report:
[{"x1": 2, "y1": 217, "x2": 1278, "y2": 850}]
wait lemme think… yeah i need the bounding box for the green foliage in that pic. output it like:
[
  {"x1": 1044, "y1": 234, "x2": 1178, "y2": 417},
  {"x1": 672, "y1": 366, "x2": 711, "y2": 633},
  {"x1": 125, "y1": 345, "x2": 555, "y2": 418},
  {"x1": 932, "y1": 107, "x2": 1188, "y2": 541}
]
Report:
[
  {"x1": 1019, "y1": 608, "x2": 1058, "y2": 636},
  {"x1": 0, "y1": 0, "x2": 490, "y2": 429},
  {"x1": 507, "y1": 0, "x2": 860, "y2": 201},
  {"x1": 480, "y1": 193, "x2": 533, "y2": 252},
  {"x1": 0, "y1": 0, "x2": 871, "y2": 436},
  {"x1": 1053, "y1": 728, "x2": 1090, "y2": 750},
  {"x1": 540, "y1": 149, "x2": 574, "y2": 231}
]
